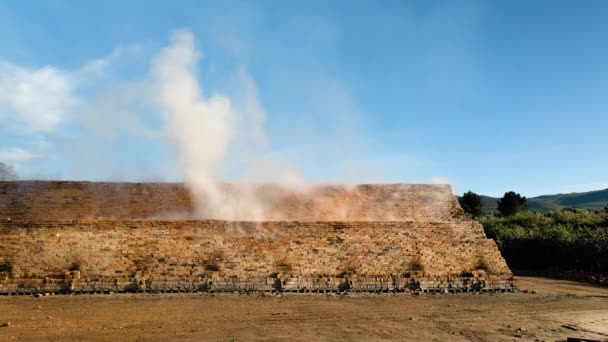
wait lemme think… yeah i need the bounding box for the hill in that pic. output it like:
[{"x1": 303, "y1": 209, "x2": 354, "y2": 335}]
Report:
[{"x1": 478, "y1": 188, "x2": 608, "y2": 213}]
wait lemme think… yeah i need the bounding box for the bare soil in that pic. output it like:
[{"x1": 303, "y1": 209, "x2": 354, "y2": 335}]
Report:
[{"x1": 0, "y1": 277, "x2": 607, "y2": 341}]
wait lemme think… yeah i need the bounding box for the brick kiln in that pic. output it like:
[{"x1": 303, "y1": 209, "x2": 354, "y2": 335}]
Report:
[{"x1": 0, "y1": 181, "x2": 514, "y2": 294}]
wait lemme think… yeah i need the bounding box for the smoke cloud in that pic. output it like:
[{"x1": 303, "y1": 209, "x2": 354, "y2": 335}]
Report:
[
  {"x1": 148, "y1": 29, "x2": 440, "y2": 221},
  {"x1": 152, "y1": 30, "x2": 297, "y2": 220},
  {"x1": 152, "y1": 30, "x2": 242, "y2": 219},
  {"x1": 149, "y1": 30, "x2": 372, "y2": 220},
  {"x1": 1, "y1": 28, "x2": 444, "y2": 221},
  {"x1": 0, "y1": 162, "x2": 18, "y2": 181}
]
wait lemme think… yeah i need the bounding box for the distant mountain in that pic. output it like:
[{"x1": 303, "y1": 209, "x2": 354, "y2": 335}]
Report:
[{"x1": 478, "y1": 188, "x2": 608, "y2": 213}]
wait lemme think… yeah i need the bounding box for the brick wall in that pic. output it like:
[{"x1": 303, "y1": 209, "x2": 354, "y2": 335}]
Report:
[
  {"x1": 0, "y1": 220, "x2": 510, "y2": 284},
  {"x1": 0, "y1": 181, "x2": 464, "y2": 221},
  {"x1": 0, "y1": 181, "x2": 514, "y2": 293}
]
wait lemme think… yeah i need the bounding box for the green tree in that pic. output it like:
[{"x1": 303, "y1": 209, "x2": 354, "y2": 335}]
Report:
[
  {"x1": 497, "y1": 191, "x2": 527, "y2": 216},
  {"x1": 459, "y1": 191, "x2": 483, "y2": 217},
  {"x1": 604, "y1": 204, "x2": 608, "y2": 214},
  {"x1": 0, "y1": 162, "x2": 17, "y2": 181}
]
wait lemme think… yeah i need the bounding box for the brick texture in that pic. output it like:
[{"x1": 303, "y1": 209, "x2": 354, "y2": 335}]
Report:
[
  {"x1": 0, "y1": 181, "x2": 464, "y2": 221},
  {"x1": 0, "y1": 181, "x2": 513, "y2": 293}
]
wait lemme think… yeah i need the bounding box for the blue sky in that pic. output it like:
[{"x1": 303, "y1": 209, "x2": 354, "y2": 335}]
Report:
[{"x1": 0, "y1": 0, "x2": 607, "y2": 197}]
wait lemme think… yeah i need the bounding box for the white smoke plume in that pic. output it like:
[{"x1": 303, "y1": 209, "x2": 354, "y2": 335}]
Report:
[
  {"x1": 152, "y1": 30, "x2": 240, "y2": 219},
  {"x1": 0, "y1": 28, "x2": 452, "y2": 221},
  {"x1": 151, "y1": 30, "x2": 291, "y2": 220},
  {"x1": 149, "y1": 30, "x2": 438, "y2": 221},
  {"x1": 149, "y1": 30, "x2": 369, "y2": 220}
]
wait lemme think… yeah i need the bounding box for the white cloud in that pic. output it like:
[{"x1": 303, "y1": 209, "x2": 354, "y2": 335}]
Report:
[
  {"x1": 74, "y1": 45, "x2": 141, "y2": 81},
  {"x1": 33, "y1": 138, "x2": 50, "y2": 150},
  {"x1": 0, "y1": 45, "x2": 135, "y2": 133},
  {"x1": 0, "y1": 147, "x2": 38, "y2": 162},
  {"x1": 0, "y1": 61, "x2": 74, "y2": 132},
  {"x1": 76, "y1": 80, "x2": 161, "y2": 139}
]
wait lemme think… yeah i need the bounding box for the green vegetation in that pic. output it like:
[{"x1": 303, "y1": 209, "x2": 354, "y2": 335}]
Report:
[
  {"x1": 479, "y1": 210, "x2": 608, "y2": 274},
  {"x1": 497, "y1": 191, "x2": 527, "y2": 216},
  {"x1": 460, "y1": 188, "x2": 608, "y2": 279},
  {"x1": 458, "y1": 191, "x2": 483, "y2": 218},
  {"x1": 479, "y1": 188, "x2": 608, "y2": 213}
]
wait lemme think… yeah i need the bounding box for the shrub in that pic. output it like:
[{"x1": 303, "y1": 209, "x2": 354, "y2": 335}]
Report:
[
  {"x1": 479, "y1": 210, "x2": 608, "y2": 274},
  {"x1": 497, "y1": 191, "x2": 527, "y2": 216},
  {"x1": 459, "y1": 191, "x2": 483, "y2": 218}
]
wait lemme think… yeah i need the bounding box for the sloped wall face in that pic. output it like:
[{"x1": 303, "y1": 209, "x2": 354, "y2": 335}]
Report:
[
  {"x1": 0, "y1": 181, "x2": 514, "y2": 293},
  {"x1": 0, "y1": 220, "x2": 510, "y2": 290},
  {"x1": 0, "y1": 181, "x2": 463, "y2": 221}
]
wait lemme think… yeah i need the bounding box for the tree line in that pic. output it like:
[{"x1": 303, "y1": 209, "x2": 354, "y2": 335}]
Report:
[
  {"x1": 459, "y1": 190, "x2": 608, "y2": 283},
  {"x1": 459, "y1": 190, "x2": 530, "y2": 218}
]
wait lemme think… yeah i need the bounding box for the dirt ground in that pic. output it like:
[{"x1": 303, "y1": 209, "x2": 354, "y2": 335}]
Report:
[{"x1": 0, "y1": 277, "x2": 607, "y2": 341}]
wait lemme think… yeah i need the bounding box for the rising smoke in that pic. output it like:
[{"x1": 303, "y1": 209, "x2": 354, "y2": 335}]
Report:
[
  {"x1": 153, "y1": 30, "x2": 236, "y2": 219},
  {"x1": 0, "y1": 162, "x2": 18, "y2": 181},
  {"x1": 152, "y1": 30, "x2": 276, "y2": 220},
  {"x1": 150, "y1": 30, "x2": 377, "y2": 220},
  {"x1": 36, "y1": 28, "x2": 449, "y2": 221},
  {"x1": 149, "y1": 30, "x2": 446, "y2": 221},
  {"x1": 1, "y1": 29, "x2": 449, "y2": 220}
]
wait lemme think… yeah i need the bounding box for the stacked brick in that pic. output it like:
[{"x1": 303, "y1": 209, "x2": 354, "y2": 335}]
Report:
[
  {"x1": 0, "y1": 181, "x2": 463, "y2": 221},
  {"x1": 0, "y1": 181, "x2": 514, "y2": 294},
  {"x1": 0, "y1": 181, "x2": 193, "y2": 220}
]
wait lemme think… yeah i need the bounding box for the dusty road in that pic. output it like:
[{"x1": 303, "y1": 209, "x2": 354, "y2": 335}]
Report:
[{"x1": 0, "y1": 277, "x2": 607, "y2": 341}]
